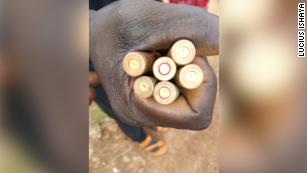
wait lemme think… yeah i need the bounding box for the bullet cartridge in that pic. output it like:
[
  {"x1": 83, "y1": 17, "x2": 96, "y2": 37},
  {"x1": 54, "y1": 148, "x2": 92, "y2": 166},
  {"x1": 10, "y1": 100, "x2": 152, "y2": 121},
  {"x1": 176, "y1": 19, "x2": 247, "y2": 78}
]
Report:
[
  {"x1": 169, "y1": 39, "x2": 196, "y2": 65},
  {"x1": 122, "y1": 52, "x2": 155, "y2": 77},
  {"x1": 153, "y1": 57, "x2": 177, "y2": 81},
  {"x1": 133, "y1": 76, "x2": 157, "y2": 98},
  {"x1": 176, "y1": 64, "x2": 204, "y2": 89},
  {"x1": 153, "y1": 81, "x2": 179, "y2": 105}
]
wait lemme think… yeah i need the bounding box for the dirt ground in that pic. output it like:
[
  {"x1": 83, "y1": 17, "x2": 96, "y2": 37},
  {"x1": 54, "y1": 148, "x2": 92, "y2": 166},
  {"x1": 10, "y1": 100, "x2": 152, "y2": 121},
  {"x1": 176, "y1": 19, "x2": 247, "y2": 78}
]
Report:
[{"x1": 89, "y1": 2, "x2": 219, "y2": 173}]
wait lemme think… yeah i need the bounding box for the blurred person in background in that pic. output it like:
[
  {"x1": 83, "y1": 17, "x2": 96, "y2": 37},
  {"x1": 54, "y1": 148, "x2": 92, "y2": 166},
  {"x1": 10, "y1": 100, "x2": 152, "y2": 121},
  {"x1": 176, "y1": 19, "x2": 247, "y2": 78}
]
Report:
[{"x1": 220, "y1": 0, "x2": 307, "y2": 172}]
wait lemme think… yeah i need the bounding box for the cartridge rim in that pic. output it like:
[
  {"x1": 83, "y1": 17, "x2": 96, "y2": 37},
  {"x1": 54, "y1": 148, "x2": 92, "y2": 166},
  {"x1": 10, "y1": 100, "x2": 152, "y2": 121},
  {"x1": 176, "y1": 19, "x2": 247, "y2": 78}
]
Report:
[
  {"x1": 170, "y1": 39, "x2": 196, "y2": 65},
  {"x1": 123, "y1": 52, "x2": 148, "y2": 77},
  {"x1": 177, "y1": 64, "x2": 204, "y2": 89},
  {"x1": 153, "y1": 57, "x2": 177, "y2": 81},
  {"x1": 154, "y1": 81, "x2": 179, "y2": 105},
  {"x1": 133, "y1": 76, "x2": 156, "y2": 98}
]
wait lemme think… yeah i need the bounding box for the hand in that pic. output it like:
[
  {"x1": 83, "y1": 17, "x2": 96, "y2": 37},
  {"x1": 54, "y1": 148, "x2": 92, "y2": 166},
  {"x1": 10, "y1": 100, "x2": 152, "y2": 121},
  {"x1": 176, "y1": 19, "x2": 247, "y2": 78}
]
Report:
[{"x1": 90, "y1": 0, "x2": 218, "y2": 130}]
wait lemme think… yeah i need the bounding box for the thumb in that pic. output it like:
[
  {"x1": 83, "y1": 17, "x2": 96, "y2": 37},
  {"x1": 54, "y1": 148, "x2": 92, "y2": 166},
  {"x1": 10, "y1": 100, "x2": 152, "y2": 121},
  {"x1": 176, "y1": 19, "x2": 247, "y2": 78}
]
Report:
[{"x1": 118, "y1": 0, "x2": 219, "y2": 56}]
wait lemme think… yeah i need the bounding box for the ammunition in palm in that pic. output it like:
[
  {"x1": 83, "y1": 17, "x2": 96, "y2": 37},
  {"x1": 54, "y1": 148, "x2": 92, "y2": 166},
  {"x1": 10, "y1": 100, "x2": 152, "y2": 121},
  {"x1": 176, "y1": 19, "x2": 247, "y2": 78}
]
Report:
[
  {"x1": 122, "y1": 52, "x2": 155, "y2": 77},
  {"x1": 133, "y1": 76, "x2": 157, "y2": 98},
  {"x1": 153, "y1": 57, "x2": 177, "y2": 81},
  {"x1": 153, "y1": 81, "x2": 179, "y2": 105},
  {"x1": 168, "y1": 39, "x2": 196, "y2": 65},
  {"x1": 176, "y1": 64, "x2": 204, "y2": 89}
]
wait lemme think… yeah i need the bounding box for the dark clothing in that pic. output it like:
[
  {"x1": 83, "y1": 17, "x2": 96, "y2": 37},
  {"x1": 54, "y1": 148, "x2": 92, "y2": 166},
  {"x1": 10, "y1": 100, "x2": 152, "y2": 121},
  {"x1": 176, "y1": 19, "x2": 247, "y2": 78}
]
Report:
[
  {"x1": 93, "y1": 84, "x2": 147, "y2": 142},
  {"x1": 89, "y1": 0, "x2": 116, "y2": 11},
  {"x1": 89, "y1": 0, "x2": 147, "y2": 142}
]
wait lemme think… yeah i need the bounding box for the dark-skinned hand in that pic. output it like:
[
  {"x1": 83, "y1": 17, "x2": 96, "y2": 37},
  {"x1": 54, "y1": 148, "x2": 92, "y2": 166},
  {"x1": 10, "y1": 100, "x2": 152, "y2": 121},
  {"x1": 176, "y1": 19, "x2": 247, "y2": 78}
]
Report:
[{"x1": 90, "y1": 0, "x2": 218, "y2": 130}]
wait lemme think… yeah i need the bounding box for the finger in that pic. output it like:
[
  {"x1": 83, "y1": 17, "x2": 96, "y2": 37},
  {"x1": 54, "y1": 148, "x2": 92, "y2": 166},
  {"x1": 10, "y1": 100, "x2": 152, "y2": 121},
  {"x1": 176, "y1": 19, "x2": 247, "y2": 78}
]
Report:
[
  {"x1": 118, "y1": 0, "x2": 219, "y2": 56},
  {"x1": 89, "y1": 87, "x2": 95, "y2": 105},
  {"x1": 89, "y1": 72, "x2": 101, "y2": 86},
  {"x1": 180, "y1": 57, "x2": 217, "y2": 114}
]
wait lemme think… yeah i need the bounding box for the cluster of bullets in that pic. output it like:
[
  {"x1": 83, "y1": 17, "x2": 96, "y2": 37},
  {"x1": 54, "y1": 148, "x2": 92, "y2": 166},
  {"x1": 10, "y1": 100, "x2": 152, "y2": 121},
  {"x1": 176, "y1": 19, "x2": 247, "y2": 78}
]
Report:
[{"x1": 122, "y1": 40, "x2": 204, "y2": 105}]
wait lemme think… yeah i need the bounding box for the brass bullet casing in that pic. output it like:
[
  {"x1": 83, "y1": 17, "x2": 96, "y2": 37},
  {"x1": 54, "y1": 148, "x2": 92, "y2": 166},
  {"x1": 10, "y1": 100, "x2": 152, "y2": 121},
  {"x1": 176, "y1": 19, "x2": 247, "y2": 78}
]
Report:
[
  {"x1": 122, "y1": 52, "x2": 155, "y2": 77},
  {"x1": 154, "y1": 81, "x2": 179, "y2": 105},
  {"x1": 133, "y1": 76, "x2": 157, "y2": 98},
  {"x1": 153, "y1": 57, "x2": 177, "y2": 81},
  {"x1": 169, "y1": 39, "x2": 196, "y2": 65},
  {"x1": 176, "y1": 64, "x2": 204, "y2": 89}
]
